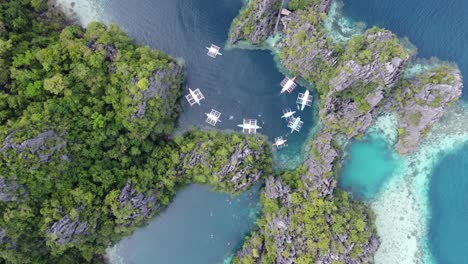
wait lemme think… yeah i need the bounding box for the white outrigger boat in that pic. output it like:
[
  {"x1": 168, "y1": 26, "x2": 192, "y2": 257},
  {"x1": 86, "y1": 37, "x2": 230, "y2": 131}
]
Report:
[
  {"x1": 287, "y1": 116, "x2": 303, "y2": 133},
  {"x1": 238, "y1": 119, "x2": 261, "y2": 134},
  {"x1": 206, "y1": 44, "x2": 222, "y2": 58},
  {"x1": 281, "y1": 108, "x2": 296, "y2": 120},
  {"x1": 205, "y1": 109, "x2": 221, "y2": 126},
  {"x1": 280, "y1": 76, "x2": 297, "y2": 94},
  {"x1": 272, "y1": 136, "x2": 287, "y2": 149},
  {"x1": 297, "y1": 89, "x2": 313, "y2": 111},
  {"x1": 185, "y1": 88, "x2": 205, "y2": 106}
]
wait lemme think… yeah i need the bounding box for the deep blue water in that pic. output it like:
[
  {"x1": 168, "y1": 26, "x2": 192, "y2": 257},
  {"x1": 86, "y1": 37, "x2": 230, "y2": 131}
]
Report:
[
  {"x1": 108, "y1": 185, "x2": 260, "y2": 264},
  {"x1": 429, "y1": 146, "x2": 468, "y2": 264},
  {"x1": 102, "y1": 0, "x2": 314, "y2": 165},
  {"x1": 343, "y1": 0, "x2": 468, "y2": 262}
]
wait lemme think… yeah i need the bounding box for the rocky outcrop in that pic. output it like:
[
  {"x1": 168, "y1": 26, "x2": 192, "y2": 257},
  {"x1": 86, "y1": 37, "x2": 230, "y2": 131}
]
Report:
[
  {"x1": 392, "y1": 66, "x2": 463, "y2": 154},
  {"x1": 47, "y1": 215, "x2": 90, "y2": 244},
  {"x1": 87, "y1": 38, "x2": 118, "y2": 62},
  {"x1": 0, "y1": 130, "x2": 66, "y2": 163},
  {"x1": 278, "y1": 8, "x2": 338, "y2": 79},
  {"x1": 177, "y1": 138, "x2": 266, "y2": 193},
  {"x1": 236, "y1": 176, "x2": 379, "y2": 264},
  {"x1": 132, "y1": 63, "x2": 183, "y2": 119},
  {"x1": 0, "y1": 178, "x2": 26, "y2": 202},
  {"x1": 115, "y1": 179, "x2": 160, "y2": 225},
  {"x1": 322, "y1": 30, "x2": 410, "y2": 138},
  {"x1": 0, "y1": 229, "x2": 7, "y2": 244},
  {"x1": 229, "y1": 0, "x2": 281, "y2": 45},
  {"x1": 303, "y1": 132, "x2": 338, "y2": 197},
  {"x1": 215, "y1": 142, "x2": 264, "y2": 192},
  {"x1": 330, "y1": 31, "x2": 408, "y2": 92}
]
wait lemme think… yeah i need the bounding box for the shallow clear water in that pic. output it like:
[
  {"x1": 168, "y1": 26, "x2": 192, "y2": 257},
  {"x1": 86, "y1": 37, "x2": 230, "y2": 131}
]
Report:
[
  {"x1": 107, "y1": 184, "x2": 260, "y2": 264},
  {"x1": 340, "y1": 132, "x2": 399, "y2": 199}
]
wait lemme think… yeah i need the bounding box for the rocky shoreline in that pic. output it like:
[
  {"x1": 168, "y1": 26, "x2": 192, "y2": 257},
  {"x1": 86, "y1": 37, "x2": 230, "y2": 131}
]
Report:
[{"x1": 228, "y1": 0, "x2": 463, "y2": 263}]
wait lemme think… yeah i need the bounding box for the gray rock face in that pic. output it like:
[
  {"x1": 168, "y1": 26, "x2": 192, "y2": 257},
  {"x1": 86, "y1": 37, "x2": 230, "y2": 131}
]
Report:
[
  {"x1": 238, "y1": 176, "x2": 378, "y2": 264},
  {"x1": 330, "y1": 32, "x2": 408, "y2": 92},
  {"x1": 322, "y1": 30, "x2": 410, "y2": 138},
  {"x1": 393, "y1": 67, "x2": 463, "y2": 154},
  {"x1": 177, "y1": 138, "x2": 266, "y2": 193},
  {"x1": 47, "y1": 215, "x2": 89, "y2": 244},
  {"x1": 116, "y1": 179, "x2": 160, "y2": 224},
  {"x1": 0, "y1": 228, "x2": 7, "y2": 244},
  {"x1": 0, "y1": 178, "x2": 25, "y2": 202},
  {"x1": 303, "y1": 133, "x2": 338, "y2": 197},
  {"x1": 229, "y1": 0, "x2": 281, "y2": 44},
  {"x1": 279, "y1": 11, "x2": 338, "y2": 78},
  {"x1": 215, "y1": 142, "x2": 264, "y2": 192},
  {"x1": 87, "y1": 38, "x2": 118, "y2": 62},
  {"x1": 132, "y1": 63, "x2": 183, "y2": 119},
  {"x1": 0, "y1": 130, "x2": 66, "y2": 163}
]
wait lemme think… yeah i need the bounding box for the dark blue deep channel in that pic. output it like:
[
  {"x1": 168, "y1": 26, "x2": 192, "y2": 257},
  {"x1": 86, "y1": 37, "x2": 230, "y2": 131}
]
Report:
[{"x1": 342, "y1": 0, "x2": 468, "y2": 262}]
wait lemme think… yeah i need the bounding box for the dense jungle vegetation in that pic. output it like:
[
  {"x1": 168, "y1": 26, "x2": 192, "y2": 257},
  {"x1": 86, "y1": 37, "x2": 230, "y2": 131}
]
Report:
[{"x1": 0, "y1": 1, "x2": 271, "y2": 263}]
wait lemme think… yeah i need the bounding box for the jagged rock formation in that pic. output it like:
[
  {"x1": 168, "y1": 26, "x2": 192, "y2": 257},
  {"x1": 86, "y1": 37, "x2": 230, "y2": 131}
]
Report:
[
  {"x1": 47, "y1": 215, "x2": 90, "y2": 244},
  {"x1": 0, "y1": 178, "x2": 26, "y2": 202},
  {"x1": 115, "y1": 179, "x2": 160, "y2": 225},
  {"x1": 391, "y1": 66, "x2": 463, "y2": 154},
  {"x1": 323, "y1": 29, "x2": 410, "y2": 138},
  {"x1": 0, "y1": 228, "x2": 7, "y2": 244},
  {"x1": 235, "y1": 176, "x2": 379, "y2": 264},
  {"x1": 303, "y1": 132, "x2": 338, "y2": 197},
  {"x1": 278, "y1": 2, "x2": 338, "y2": 79},
  {"x1": 0, "y1": 130, "x2": 67, "y2": 163},
  {"x1": 177, "y1": 137, "x2": 266, "y2": 193},
  {"x1": 229, "y1": 0, "x2": 281, "y2": 45},
  {"x1": 87, "y1": 38, "x2": 118, "y2": 62}
]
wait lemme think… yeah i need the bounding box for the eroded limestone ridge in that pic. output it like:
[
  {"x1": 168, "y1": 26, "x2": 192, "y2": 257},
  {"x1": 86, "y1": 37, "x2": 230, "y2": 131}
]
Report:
[
  {"x1": 229, "y1": 0, "x2": 282, "y2": 45},
  {"x1": 228, "y1": 0, "x2": 463, "y2": 263},
  {"x1": 390, "y1": 66, "x2": 463, "y2": 154}
]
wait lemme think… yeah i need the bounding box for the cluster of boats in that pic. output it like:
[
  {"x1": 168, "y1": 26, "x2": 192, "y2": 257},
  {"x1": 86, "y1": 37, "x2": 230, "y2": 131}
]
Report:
[{"x1": 184, "y1": 44, "x2": 313, "y2": 149}]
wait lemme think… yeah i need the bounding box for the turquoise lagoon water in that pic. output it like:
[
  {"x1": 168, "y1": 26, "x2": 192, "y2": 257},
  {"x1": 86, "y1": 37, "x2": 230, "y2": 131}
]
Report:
[{"x1": 340, "y1": 132, "x2": 399, "y2": 199}]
